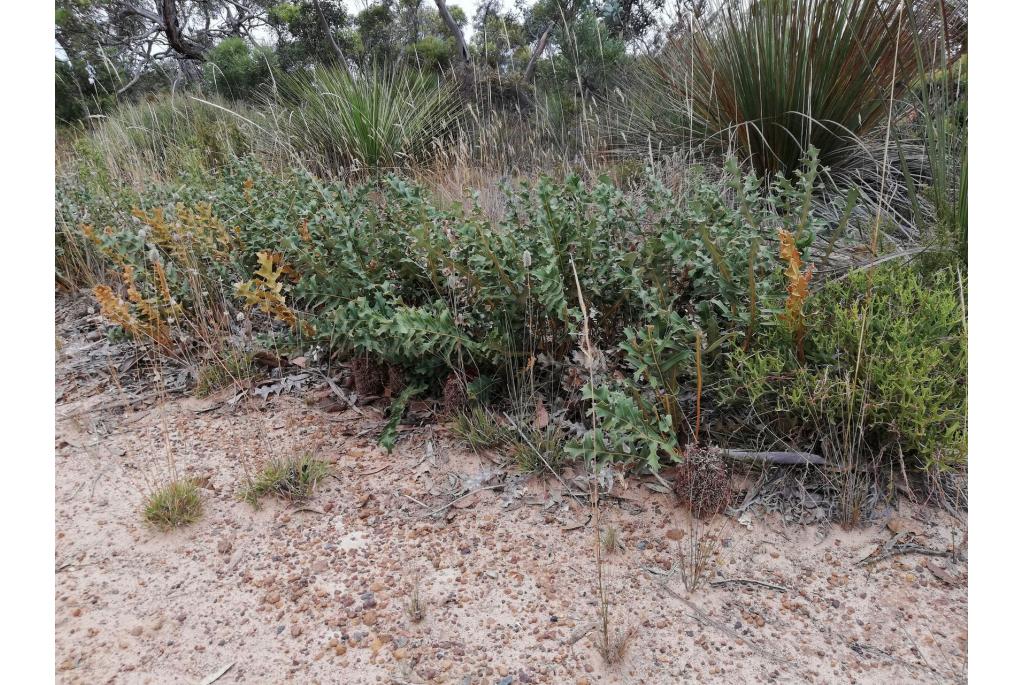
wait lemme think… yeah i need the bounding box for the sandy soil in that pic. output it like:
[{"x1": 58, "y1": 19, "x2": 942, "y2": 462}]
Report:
[{"x1": 55, "y1": 298, "x2": 968, "y2": 684}]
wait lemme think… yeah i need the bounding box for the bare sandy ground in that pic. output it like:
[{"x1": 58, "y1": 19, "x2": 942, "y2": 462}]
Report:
[{"x1": 55, "y1": 299, "x2": 967, "y2": 684}]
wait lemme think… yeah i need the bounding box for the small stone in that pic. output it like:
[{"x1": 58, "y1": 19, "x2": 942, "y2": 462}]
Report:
[
  {"x1": 217, "y1": 539, "x2": 233, "y2": 555},
  {"x1": 129, "y1": 626, "x2": 143, "y2": 637},
  {"x1": 291, "y1": 625, "x2": 302, "y2": 637}
]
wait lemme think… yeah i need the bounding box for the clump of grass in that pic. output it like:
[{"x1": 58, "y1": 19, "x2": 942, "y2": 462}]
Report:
[
  {"x1": 675, "y1": 528, "x2": 722, "y2": 594},
  {"x1": 144, "y1": 479, "x2": 203, "y2": 530},
  {"x1": 195, "y1": 349, "x2": 256, "y2": 397},
  {"x1": 241, "y1": 455, "x2": 330, "y2": 508},
  {"x1": 451, "y1": 405, "x2": 511, "y2": 450},
  {"x1": 509, "y1": 424, "x2": 567, "y2": 473}
]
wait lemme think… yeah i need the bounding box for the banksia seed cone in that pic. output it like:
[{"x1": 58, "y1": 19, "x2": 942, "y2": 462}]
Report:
[
  {"x1": 385, "y1": 364, "x2": 406, "y2": 397},
  {"x1": 351, "y1": 357, "x2": 385, "y2": 397},
  {"x1": 442, "y1": 373, "x2": 468, "y2": 415},
  {"x1": 674, "y1": 447, "x2": 732, "y2": 520}
]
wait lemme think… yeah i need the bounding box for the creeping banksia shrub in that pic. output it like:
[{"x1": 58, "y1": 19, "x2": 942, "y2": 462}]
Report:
[
  {"x1": 673, "y1": 447, "x2": 732, "y2": 520},
  {"x1": 350, "y1": 357, "x2": 385, "y2": 397}
]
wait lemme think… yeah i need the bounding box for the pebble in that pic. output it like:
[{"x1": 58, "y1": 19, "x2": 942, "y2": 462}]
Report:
[{"x1": 217, "y1": 539, "x2": 233, "y2": 554}]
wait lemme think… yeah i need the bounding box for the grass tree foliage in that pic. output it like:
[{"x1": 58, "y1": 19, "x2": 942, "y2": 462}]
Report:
[{"x1": 636, "y1": 0, "x2": 932, "y2": 179}]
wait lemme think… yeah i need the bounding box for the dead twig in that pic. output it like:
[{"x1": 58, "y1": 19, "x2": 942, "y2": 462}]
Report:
[
  {"x1": 710, "y1": 578, "x2": 790, "y2": 593},
  {"x1": 424, "y1": 483, "x2": 506, "y2": 517},
  {"x1": 857, "y1": 542, "x2": 953, "y2": 566},
  {"x1": 311, "y1": 369, "x2": 365, "y2": 416},
  {"x1": 653, "y1": 579, "x2": 790, "y2": 664},
  {"x1": 289, "y1": 506, "x2": 326, "y2": 515},
  {"x1": 563, "y1": 621, "x2": 597, "y2": 647},
  {"x1": 400, "y1": 492, "x2": 430, "y2": 508}
]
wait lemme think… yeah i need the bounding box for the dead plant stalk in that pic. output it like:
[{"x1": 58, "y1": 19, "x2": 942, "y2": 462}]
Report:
[{"x1": 569, "y1": 257, "x2": 613, "y2": 662}]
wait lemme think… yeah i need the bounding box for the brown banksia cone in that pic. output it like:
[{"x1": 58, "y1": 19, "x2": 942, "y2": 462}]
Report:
[
  {"x1": 350, "y1": 357, "x2": 385, "y2": 397},
  {"x1": 385, "y1": 364, "x2": 406, "y2": 397},
  {"x1": 442, "y1": 373, "x2": 468, "y2": 415},
  {"x1": 673, "y1": 447, "x2": 732, "y2": 520}
]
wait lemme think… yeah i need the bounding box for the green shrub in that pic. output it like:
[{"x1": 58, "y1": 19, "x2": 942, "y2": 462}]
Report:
[
  {"x1": 62, "y1": 150, "x2": 831, "y2": 471},
  {"x1": 719, "y1": 262, "x2": 966, "y2": 471},
  {"x1": 205, "y1": 37, "x2": 278, "y2": 101},
  {"x1": 61, "y1": 147, "x2": 965, "y2": 475}
]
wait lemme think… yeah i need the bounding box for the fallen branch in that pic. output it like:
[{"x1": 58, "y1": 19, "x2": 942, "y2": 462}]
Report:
[{"x1": 722, "y1": 450, "x2": 825, "y2": 466}]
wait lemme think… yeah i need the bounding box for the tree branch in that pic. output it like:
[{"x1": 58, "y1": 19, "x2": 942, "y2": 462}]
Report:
[{"x1": 524, "y1": 20, "x2": 554, "y2": 81}]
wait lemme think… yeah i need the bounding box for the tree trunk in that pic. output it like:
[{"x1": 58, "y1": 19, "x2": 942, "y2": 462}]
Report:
[
  {"x1": 433, "y1": 0, "x2": 470, "y2": 69},
  {"x1": 160, "y1": 0, "x2": 206, "y2": 61},
  {"x1": 312, "y1": 0, "x2": 348, "y2": 67},
  {"x1": 524, "y1": 21, "x2": 554, "y2": 81}
]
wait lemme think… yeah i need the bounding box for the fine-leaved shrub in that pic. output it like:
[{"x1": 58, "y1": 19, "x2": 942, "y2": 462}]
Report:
[{"x1": 719, "y1": 262, "x2": 966, "y2": 471}]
